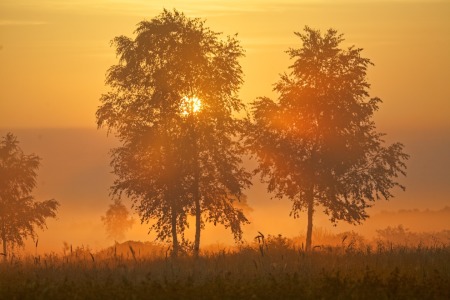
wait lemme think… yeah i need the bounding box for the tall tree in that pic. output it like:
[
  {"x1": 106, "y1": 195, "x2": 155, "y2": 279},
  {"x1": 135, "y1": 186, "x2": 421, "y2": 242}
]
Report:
[
  {"x1": 96, "y1": 9, "x2": 251, "y2": 257},
  {"x1": 0, "y1": 133, "x2": 59, "y2": 259},
  {"x1": 101, "y1": 199, "x2": 134, "y2": 242},
  {"x1": 246, "y1": 27, "x2": 409, "y2": 251}
]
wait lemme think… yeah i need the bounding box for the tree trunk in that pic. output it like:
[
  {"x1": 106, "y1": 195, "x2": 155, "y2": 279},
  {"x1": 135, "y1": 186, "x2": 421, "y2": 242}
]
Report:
[
  {"x1": 1, "y1": 235, "x2": 6, "y2": 260},
  {"x1": 171, "y1": 209, "x2": 179, "y2": 257},
  {"x1": 194, "y1": 193, "x2": 200, "y2": 258},
  {"x1": 305, "y1": 188, "x2": 314, "y2": 252},
  {"x1": 193, "y1": 170, "x2": 200, "y2": 257},
  {"x1": 162, "y1": 105, "x2": 179, "y2": 258},
  {"x1": 169, "y1": 191, "x2": 179, "y2": 258},
  {"x1": 192, "y1": 121, "x2": 201, "y2": 258}
]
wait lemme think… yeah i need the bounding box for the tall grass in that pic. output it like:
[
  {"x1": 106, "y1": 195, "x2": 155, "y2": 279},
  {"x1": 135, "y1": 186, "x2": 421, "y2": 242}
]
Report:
[{"x1": 1, "y1": 237, "x2": 449, "y2": 299}]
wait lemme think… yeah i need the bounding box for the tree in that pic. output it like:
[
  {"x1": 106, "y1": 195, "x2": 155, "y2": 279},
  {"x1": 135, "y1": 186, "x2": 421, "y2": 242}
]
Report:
[
  {"x1": 246, "y1": 27, "x2": 409, "y2": 251},
  {"x1": 96, "y1": 9, "x2": 251, "y2": 256},
  {"x1": 101, "y1": 199, "x2": 134, "y2": 242},
  {"x1": 0, "y1": 133, "x2": 59, "y2": 259}
]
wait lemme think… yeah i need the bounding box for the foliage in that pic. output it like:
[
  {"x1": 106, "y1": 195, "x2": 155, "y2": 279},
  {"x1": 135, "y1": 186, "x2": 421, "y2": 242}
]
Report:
[
  {"x1": 96, "y1": 9, "x2": 251, "y2": 255},
  {"x1": 0, "y1": 133, "x2": 59, "y2": 257},
  {"x1": 246, "y1": 26, "x2": 409, "y2": 250},
  {"x1": 101, "y1": 199, "x2": 134, "y2": 242}
]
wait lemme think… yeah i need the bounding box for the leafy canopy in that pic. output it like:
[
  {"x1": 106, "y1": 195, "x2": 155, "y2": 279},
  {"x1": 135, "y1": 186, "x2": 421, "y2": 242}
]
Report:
[
  {"x1": 96, "y1": 9, "x2": 250, "y2": 246},
  {"x1": 101, "y1": 199, "x2": 134, "y2": 241},
  {"x1": 247, "y1": 26, "x2": 409, "y2": 225},
  {"x1": 0, "y1": 133, "x2": 59, "y2": 252}
]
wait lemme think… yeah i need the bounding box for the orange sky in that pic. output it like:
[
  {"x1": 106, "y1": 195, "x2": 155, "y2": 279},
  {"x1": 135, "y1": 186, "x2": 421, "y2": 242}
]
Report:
[
  {"x1": 1, "y1": 0, "x2": 449, "y2": 129},
  {"x1": 0, "y1": 1, "x2": 449, "y2": 253}
]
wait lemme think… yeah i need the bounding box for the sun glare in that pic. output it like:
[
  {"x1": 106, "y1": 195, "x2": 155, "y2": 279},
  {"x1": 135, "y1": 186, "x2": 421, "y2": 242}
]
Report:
[{"x1": 180, "y1": 95, "x2": 202, "y2": 116}]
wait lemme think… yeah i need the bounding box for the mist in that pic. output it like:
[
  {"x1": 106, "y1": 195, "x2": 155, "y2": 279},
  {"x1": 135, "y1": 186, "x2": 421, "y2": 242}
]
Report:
[{"x1": 0, "y1": 127, "x2": 448, "y2": 254}]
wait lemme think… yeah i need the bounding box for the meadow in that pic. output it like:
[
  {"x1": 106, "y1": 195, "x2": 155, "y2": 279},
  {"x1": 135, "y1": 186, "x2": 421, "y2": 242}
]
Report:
[{"x1": 1, "y1": 229, "x2": 449, "y2": 299}]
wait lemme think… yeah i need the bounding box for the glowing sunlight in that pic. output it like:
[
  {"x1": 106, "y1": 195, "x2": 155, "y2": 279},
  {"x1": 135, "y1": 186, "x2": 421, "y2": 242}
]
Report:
[{"x1": 180, "y1": 95, "x2": 202, "y2": 116}]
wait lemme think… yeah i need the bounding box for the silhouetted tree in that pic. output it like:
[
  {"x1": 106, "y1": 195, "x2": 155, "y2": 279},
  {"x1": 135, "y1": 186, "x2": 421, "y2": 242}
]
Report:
[
  {"x1": 101, "y1": 199, "x2": 134, "y2": 242},
  {"x1": 96, "y1": 9, "x2": 251, "y2": 257},
  {"x1": 246, "y1": 27, "x2": 409, "y2": 251},
  {"x1": 0, "y1": 133, "x2": 59, "y2": 259}
]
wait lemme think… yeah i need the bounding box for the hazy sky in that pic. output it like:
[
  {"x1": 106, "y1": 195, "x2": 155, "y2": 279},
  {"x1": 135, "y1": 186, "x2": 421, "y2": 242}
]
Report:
[
  {"x1": 1, "y1": 0, "x2": 449, "y2": 252},
  {"x1": 1, "y1": 0, "x2": 449, "y2": 128}
]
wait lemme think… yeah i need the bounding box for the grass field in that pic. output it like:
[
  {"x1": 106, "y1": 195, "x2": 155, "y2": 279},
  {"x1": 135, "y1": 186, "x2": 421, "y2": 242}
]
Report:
[{"x1": 1, "y1": 237, "x2": 449, "y2": 300}]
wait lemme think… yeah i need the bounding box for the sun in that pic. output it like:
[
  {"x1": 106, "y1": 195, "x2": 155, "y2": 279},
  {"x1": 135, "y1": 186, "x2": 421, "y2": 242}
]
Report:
[{"x1": 180, "y1": 95, "x2": 202, "y2": 116}]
